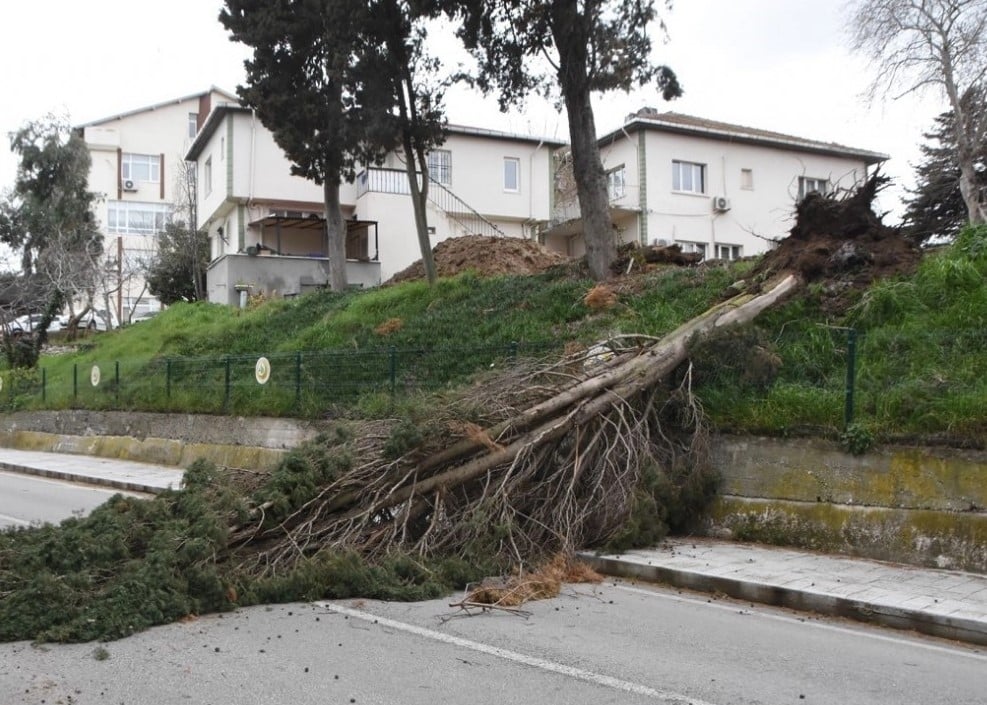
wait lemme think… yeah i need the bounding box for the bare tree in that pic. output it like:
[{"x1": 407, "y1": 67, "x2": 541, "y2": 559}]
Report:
[{"x1": 849, "y1": 0, "x2": 987, "y2": 224}]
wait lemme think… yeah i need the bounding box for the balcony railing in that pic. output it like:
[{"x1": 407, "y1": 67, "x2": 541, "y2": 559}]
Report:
[{"x1": 551, "y1": 185, "x2": 640, "y2": 225}]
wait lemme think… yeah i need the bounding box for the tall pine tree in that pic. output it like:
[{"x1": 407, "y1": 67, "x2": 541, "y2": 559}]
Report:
[{"x1": 903, "y1": 88, "x2": 987, "y2": 243}]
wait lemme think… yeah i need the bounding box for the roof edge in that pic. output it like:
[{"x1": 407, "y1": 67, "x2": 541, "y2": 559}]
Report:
[
  {"x1": 79, "y1": 86, "x2": 239, "y2": 129},
  {"x1": 600, "y1": 114, "x2": 889, "y2": 165}
]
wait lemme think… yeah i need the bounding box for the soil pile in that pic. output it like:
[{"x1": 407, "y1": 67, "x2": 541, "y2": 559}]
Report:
[
  {"x1": 387, "y1": 235, "x2": 571, "y2": 283},
  {"x1": 751, "y1": 175, "x2": 921, "y2": 309}
]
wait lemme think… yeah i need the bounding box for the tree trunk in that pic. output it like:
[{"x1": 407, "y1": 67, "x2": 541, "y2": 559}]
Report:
[
  {"x1": 324, "y1": 180, "x2": 349, "y2": 292},
  {"x1": 552, "y1": 4, "x2": 616, "y2": 281},
  {"x1": 405, "y1": 145, "x2": 437, "y2": 285},
  {"x1": 235, "y1": 273, "x2": 802, "y2": 567}
]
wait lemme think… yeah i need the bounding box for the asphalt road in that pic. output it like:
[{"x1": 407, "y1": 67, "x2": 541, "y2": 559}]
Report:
[
  {"x1": 1, "y1": 580, "x2": 984, "y2": 705},
  {"x1": 0, "y1": 470, "x2": 144, "y2": 529}
]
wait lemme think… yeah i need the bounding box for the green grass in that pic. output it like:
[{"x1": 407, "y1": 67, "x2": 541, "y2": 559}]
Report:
[
  {"x1": 1, "y1": 265, "x2": 740, "y2": 417},
  {"x1": 3, "y1": 227, "x2": 987, "y2": 444},
  {"x1": 691, "y1": 225, "x2": 987, "y2": 445}
]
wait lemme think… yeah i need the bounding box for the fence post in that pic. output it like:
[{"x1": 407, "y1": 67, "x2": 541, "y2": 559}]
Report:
[
  {"x1": 295, "y1": 351, "x2": 302, "y2": 407},
  {"x1": 388, "y1": 346, "x2": 397, "y2": 398},
  {"x1": 224, "y1": 356, "x2": 232, "y2": 411},
  {"x1": 166, "y1": 358, "x2": 171, "y2": 399},
  {"x1": 73, "y1": 363, "x2": 78, "y2": 402},
  {"x1": 115, "y1": 360, "x2": 120, "y2": 402},
  {"x1": 41, "y1": 368, "x2": 46, "y2": 403},
  {"x1": 844, "y1": 328, "x2": 858, "y2": 429},
  {"x1": 509, "y1": 341, "x2": 519, "y2": 361}
]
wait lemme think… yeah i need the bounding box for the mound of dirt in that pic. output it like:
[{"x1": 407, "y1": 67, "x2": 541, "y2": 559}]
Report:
[
  {"x1": 751, "y1": 175, "x2": 921, "y2": 311},
  {"x1": 386, "y1": 235, "x2": 572, "y2": 283}
]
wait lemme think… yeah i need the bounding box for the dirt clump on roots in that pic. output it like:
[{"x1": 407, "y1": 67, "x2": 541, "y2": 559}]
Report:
[
  {"x1": 386, "y1": 235, "x2": 571, "y2": 283},
  {"x1": 750, "y1": 174, "x2": 922, "y2": 313}
]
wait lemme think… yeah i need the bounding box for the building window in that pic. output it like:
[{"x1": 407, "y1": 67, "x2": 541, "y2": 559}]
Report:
[
  {"x1": 426, "y1": 149, "x2": 451, "y2": 185},
  {"x1": 121, "y1": 153, "x2": 161, "y2": 183},
  {"x1": 672, "y1": 160, "x2": 705, "y2": 194},
  {"x1": 204, "y1": 157, "x2": 212, "y2": 197},
  {"x1": 188, "y1": 112, "x2": 198, "y2": 139},
  {"x1": 716, "y1": 244, "x2": 742, "y2": 260},
  {"x1": 106, "y1": 201, "x2": 171, "y2": 235},
  {"x1": 503, "y1": 157, "x2": 520, "y2": 192},
  {"x1": 680, "y1": 241, "x2": 707, "y2": 259},
  {"x1": 741, "y1": 168, "x2": 754, "y2": 190},
  {"x1": 607, "y1": 165, "x2": 626, "y2": 200},
  {"x1": 798, "y1": 176, "x2": 828, "y2": 200}
]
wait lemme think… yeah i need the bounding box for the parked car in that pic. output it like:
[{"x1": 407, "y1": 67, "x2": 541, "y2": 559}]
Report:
[
  {"x1": 6, "y1": 314, "x2": 63, "y2": 335},
  {"x1": 59, "y1": 310, "x2": 114, "y2": 332},
  {"x1": 129, "y1": 310, "x2": 159, "y2": 324}
]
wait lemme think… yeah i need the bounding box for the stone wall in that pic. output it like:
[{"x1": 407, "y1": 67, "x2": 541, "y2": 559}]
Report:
[{"x1": 708, "y1": 436, "x2": 987, "y2": 573}]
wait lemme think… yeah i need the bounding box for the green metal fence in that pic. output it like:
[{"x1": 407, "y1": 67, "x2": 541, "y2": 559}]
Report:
[{"x1": 0, "y1": 341, "x2": 556, "y2": 416}]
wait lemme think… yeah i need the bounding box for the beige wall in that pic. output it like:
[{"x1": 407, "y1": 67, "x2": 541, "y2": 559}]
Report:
[
  {"x1": 196, "y1": 116, "x2": 559, "y2": 289},
  {"x1": 83, "y1": 90, "x2": 232, "y2": 320},
  {"x1": 596, "y1": 130, "x2": 871, "y2": 258}
]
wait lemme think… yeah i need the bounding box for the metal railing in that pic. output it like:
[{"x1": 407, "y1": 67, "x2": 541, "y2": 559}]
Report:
[
  {"x1": 356, "y1": 167, "x2": 506, "y2": 239},
  {"x1": 0, "y1": 341, "x2": 557, "y2": 416}
]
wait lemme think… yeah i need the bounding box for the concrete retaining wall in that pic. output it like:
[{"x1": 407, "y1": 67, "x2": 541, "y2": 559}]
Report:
[
  {"x1": 0, "y1": 410, "x2": 332, "y2": 471},
  {"x1": 708, "y1": 436, "x2": 987, "y2": 573},
  {"x1": 3, "y1": 413, "x2": 984, "y2": 572}
]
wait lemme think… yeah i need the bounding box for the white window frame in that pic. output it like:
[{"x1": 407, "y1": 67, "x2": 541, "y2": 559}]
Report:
[
  {"x1": 188, "y1": 112, "x2": 198, "y2": 139},
  {"x1": 204, "y1": 157, "x2": 213, "y2": 198},
  {"x1": 121, "y1": 153, "x2": 160, "y2": 184},
  {"x1": 503, "y1": 157, "x2": 520, "y2": 192},
  {"x1": 740, "y1": 168, "x2": 754, "y2": 190},
  {"x1": 106, "y1": 201, "x2": 171, "y2": 236},
  {"x1": 607, "y1": 165, "x2": 626, "y2": 200},
  {"x1": 798, "y1": 176, "x2": 828, "y2": 200},
  {"x1": 672, "y1": 160, "x2": 706, "y2": 194},
  {"x1": 426, "y1": 149, "x2": 451, "y2": 185},
  {"x1": 679, "y1": 241, "x2": 707, "y2": 259},
  {"x1": 716, "y1": 244, "x2": 742, "y2": 261}
]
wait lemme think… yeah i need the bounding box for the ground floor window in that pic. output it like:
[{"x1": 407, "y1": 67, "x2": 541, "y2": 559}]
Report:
[{"x1": 716, "y1": 244, "x2": 742, "y2": 260}]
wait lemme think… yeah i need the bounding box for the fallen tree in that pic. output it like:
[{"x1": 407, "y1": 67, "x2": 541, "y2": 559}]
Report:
[
  {"x1": 3, "y1": 176, "x2": 922, "y2": 642},
  {"x1": 229, "y1": 273, "x2": 801, "y2": 577}
]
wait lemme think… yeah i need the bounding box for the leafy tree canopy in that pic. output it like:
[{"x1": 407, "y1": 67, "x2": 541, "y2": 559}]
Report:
[
  {"x1": 452, "y1": 0, "x2": 681, "y2": 281},
  {"x1": 0, "y1": 115, "x2": 101, "y2": 366},
  {"x1": 146, "y1": 222, "x2": 210, "y2": 305}
]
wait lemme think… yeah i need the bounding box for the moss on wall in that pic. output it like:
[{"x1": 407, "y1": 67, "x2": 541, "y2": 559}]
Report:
[{"x1": 709, "y1": 496, "x2": 987, "y2": 573}]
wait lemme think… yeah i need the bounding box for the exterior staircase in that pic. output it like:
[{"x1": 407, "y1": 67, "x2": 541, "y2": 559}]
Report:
[{"x1": 425, "y1": 178, "x2": 506, "y2": 239}]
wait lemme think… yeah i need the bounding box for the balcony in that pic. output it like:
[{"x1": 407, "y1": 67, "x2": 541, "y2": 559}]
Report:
[
  {"x1": 551, "y1": 184, "x2": 640, "y2": 226},
  {"x1": 357, "y1": 167, "x2": 416, "y2": 197}
]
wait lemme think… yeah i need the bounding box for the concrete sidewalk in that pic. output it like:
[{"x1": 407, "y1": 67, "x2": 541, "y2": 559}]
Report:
[
  {"x1": 0, "y1": 448, "x2": 184, "y2": 494},
  {"x1": 581, "y1": 539, "x2": 987, "y2": 647}
]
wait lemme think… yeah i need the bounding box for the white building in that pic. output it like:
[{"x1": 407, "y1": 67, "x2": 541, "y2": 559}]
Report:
[
  {"x1": 185, "y1": 104, "x2": 564, "y2": 305},
  {"x1": 543, "y1": 109, "x2": 889, "y2": 260},
  {"x1": 79, "y1": 87, "x2": 237, "y2": 323}
]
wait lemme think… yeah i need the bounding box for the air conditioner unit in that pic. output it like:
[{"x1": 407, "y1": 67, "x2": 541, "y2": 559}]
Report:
[
  {"x1": 122, "y1": 179, "x2": 137, "y2": 192},
  {"x1": 712, "y1": 196, "x2": 731, "y2": 213}
]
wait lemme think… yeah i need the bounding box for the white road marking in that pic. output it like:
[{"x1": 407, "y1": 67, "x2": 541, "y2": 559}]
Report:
[
  {"x1": 0, "y1": 512, "x2": 30, "y2": 527},
  {"x1": 319, "y1": 602, "x2": 720, "y2": 705},
  {"x1": 613, "y1": 583, "x2": 987, "y2": 662}
]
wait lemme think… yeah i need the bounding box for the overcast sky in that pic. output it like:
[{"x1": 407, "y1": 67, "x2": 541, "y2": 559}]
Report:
[{"x1": 0, "y1": 0, "x2": 944, "y2": 223}]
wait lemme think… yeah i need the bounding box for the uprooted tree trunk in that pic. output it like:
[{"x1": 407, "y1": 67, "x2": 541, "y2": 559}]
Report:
[{"x1": 229, "y1": 273, "x2": 802, "y2": 578}]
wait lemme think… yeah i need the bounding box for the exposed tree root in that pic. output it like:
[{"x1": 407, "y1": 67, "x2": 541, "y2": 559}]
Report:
[{"x1": 226, "y1": 274, "x2": 800, "y2": 579}]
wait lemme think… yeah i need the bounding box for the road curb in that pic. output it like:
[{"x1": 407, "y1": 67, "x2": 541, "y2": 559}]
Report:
[
  {"x1": 578, "y1": 552, "x2": 987, "y2": 647},
  {"x1": 0, "y1": 461, "x2": 168, "y2": 495}
]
